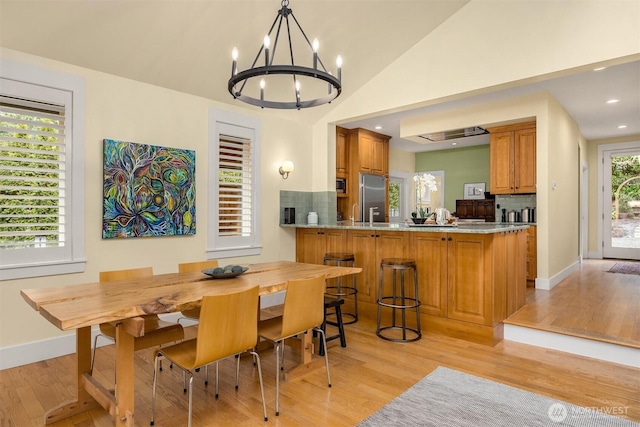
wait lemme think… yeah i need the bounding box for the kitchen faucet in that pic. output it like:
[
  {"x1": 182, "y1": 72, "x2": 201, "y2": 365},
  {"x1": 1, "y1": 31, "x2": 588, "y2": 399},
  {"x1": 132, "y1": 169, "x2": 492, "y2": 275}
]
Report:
[
  {"x1": 369, "y1": 206, "x2": 378, "y2": 226},
  {"x1": 351, "y1": 203, "x2": 358, "y2": 225}
]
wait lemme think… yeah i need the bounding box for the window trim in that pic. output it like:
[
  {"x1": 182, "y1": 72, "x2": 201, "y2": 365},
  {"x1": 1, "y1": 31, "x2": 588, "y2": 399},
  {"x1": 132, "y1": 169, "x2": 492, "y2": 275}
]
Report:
[
  {"x1": 388, "y1": 170, "x2": 411, "y2": 223},
  {"x1": 0, "y1": 59, "x2": 86, "y2": 280},
  {"x1": 206, "y1": 108, "x2": 261, "y2": 259}
]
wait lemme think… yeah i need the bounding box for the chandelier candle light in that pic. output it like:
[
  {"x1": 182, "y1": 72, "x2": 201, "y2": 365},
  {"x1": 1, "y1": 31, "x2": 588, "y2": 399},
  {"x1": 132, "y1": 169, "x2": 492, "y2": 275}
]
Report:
[{"x1": 228, "y1": 0, "x2": 343, "y2": 109}]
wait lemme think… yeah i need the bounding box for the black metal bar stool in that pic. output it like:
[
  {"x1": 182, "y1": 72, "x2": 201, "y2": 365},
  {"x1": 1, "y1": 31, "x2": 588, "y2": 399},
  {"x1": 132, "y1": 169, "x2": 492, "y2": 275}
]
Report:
[
  {"x1": 319, "y1": 296, "x2": 346, "y2": 356},
  {"x1": 376, "y1": 258, "x2": 421, "y2": 342},
  {"x1": 323, "y1": 252, "x2": 358, "y2": 324}
]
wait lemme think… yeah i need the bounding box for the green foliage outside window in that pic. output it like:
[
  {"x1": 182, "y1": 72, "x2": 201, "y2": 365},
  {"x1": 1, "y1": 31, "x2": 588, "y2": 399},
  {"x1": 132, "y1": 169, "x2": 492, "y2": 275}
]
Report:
[
  {"x1": 611, "y1": 155, "x2": 640, "y2": 218},
  {"x1": 0, "y1": 111, "x2": 62, "y2": 248}
]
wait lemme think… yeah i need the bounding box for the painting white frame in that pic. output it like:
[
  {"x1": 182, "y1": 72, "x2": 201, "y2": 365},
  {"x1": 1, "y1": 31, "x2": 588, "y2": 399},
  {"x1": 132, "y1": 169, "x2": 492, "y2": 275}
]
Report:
[{"x1": 464, "y1": 182, "x2": 485, "y2": 200}]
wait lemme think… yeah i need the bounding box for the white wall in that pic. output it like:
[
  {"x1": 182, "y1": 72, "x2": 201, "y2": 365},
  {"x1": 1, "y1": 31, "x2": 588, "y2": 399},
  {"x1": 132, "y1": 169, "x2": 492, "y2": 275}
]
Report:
[{"x1": 0, "y1": 48, "x2": 312, "y2": 351}]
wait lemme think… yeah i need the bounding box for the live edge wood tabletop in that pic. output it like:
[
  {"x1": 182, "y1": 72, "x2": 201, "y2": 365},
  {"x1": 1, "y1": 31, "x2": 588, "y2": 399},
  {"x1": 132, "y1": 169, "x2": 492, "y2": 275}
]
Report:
[{"x1": 20, "y1": 261, "x2": 361, "y2": 427}]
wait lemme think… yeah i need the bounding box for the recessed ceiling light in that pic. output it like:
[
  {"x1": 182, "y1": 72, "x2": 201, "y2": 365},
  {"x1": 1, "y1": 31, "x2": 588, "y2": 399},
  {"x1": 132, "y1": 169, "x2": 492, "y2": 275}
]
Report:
[
  {"x1": 606, "y1": 99, "x2": 619, "y2": 104},
  {"x1": 374, "y1": 125, "x2": 382, "y2": 130},
  {"x1": 593, "y1": 67, "x2": 607, "y2": 71},
  {"x1": 618, "y1": 125, "x2": 627, "y2": 129}
]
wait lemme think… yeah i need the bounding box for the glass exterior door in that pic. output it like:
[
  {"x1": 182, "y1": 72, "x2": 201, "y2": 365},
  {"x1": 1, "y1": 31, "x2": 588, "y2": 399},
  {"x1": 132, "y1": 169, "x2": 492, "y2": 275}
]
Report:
[{"x1": 603, "y1": 149, "x2": 640, "y2": 260}]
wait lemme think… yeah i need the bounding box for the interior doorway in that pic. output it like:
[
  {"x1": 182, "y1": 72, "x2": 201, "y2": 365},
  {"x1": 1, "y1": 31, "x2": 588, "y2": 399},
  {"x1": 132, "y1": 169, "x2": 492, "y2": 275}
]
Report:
[{"x1": 601, "y1": 143, "x2": 640, "y2": 260}]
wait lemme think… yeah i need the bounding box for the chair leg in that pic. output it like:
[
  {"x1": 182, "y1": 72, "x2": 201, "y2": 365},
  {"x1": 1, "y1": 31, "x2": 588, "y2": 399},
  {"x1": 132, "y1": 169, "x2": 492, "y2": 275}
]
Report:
[
  {"x1": 235, "y1": 354, "x2": 240, "y2": 390},
  {"x1": 187, "y1": 371, "x2": 194, "y2": 427},
  {"x1": 90, "y1": 333, "x2": 113, "y2": 374},
  {"x1": 275, "y1": 341, "x2": 281, "y2": 416},
  {"x1": 150, "y1": 352, "x2": 161, "y2": 426},
  {"x1": 314, "y1": 328, "x2": 332, "y2": 388},
  {"x1": 215, "y1": 361, "x2": 219, "y2": 398},
  {"x1": 335, "y1": 303, "x2": 347, "y2": 348},
  {"x1": 250, "y1": 350, "x2": 269, "y2": 422}
]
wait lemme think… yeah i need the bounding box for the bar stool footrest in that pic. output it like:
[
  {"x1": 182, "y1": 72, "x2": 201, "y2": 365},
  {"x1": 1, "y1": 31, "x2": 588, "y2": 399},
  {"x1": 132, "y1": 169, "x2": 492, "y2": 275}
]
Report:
[
  {"x1": 377, "y1": 326, "x2": 422, "y2": 343},
  {"x1": 377, "y1": 296, "x2": 421, "y2": 310}
]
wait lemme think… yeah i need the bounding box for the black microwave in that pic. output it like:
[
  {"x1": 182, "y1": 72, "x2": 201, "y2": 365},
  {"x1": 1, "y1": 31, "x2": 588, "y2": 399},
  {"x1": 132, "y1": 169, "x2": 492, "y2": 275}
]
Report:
[{"x1": 336, "y1": 178, "x2": 346, "y2": 193}]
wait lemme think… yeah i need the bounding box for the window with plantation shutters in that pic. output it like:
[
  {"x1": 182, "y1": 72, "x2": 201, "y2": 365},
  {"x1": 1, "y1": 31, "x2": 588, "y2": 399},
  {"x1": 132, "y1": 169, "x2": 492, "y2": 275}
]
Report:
[
  {"x1": 218, "y1": 134, "x2": 252, "y2": 237},
  {"x1": 207, "y1": 109, "x2": 261, "y2": 258},
  {"x1": 0, "y1": 62, "x2": 85, "y2": 280},
  {"x1": 0, "y1": 97, "x2": 66, "y2": 250}
]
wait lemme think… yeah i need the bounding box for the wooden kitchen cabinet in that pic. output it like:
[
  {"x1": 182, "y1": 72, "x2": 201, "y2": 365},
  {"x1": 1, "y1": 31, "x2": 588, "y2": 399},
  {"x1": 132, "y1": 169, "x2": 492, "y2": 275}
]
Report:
[
  {"x1": 446, "y1": 233, "x2": 494, "y2": 325},
  {"x1": 336, "y1": 126, "x2": 349, "y2": 177},
  {"x1": 526, "y1": 226, "x2": 537, "y2": 285},
  {"x1": 411, "y1": 232, "x2": 448, "y2": 317},
  {"x1": 455, "y1": 199, "x2": 495, "y2": 222},
  {"x1": 411, "y1": 229, "x2": 526, "y2": 326},
  {"x1": 348, "y1": 128, "x2": 389, "y2": 177},
  {"x1": 295, "y1": 226, "x2": 527, "y2": 344},
  {"x1": 489, "y1": 122, "x2": 536, "y2": 194},
  {"x1": 505, "y1": 229, "x2": 528, "y2": 315},
  {"x1": 295, "y1": 228, "x2": 347, "y2": 265},
  {"x1": 347, "y1": 229, "x2": 408, "y2": 304}
]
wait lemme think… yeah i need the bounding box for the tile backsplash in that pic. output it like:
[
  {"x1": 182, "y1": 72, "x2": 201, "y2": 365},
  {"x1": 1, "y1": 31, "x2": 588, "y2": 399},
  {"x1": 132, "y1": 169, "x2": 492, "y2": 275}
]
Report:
[
  {"x1": 495, "y1": 194, "x2": 537, "y2": 223},
  {"x1": 280, "y1": 190, "x2": 337, "y2": 225}
]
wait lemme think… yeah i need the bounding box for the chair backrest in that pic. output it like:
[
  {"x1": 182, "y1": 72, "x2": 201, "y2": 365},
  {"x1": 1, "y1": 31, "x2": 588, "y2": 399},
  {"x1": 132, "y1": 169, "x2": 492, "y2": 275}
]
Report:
[
  {"x1": 99, "y1": 266, "x2": 153, "y2": 282},
  {"x1": 280, "y1": 275, "x2": 326, "y2": 338},
  {"x1": 194, "y1": 286, "x2": 260, "y2": 367},
  {"x1": 178, "y1": 260, "x2": 219, "y2": 273}
]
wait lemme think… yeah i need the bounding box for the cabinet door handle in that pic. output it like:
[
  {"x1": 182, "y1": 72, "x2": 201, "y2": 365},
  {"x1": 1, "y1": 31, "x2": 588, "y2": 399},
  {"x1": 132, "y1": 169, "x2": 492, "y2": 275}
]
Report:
[
  {"x1": 448, "y1": 237, "x2": 452, "y2": 241},
  {"x1": 441, "y1": 237, "x2": 446, "y2": 241}
]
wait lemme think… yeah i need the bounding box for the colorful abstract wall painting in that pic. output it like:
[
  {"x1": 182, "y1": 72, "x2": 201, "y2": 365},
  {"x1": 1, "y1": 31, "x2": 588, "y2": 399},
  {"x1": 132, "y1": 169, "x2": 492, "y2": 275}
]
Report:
[{"x1": 102, "y1": 139, "x2": 196, "y2": 238}]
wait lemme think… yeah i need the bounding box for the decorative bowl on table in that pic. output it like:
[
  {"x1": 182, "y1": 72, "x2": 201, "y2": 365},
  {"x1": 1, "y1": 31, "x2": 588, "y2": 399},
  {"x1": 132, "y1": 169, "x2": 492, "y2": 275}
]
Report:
[
  {"x1": 202, "y1": 265, "x2": 249, "y2": 279},
  {"x1": 411, "y1": 217, "x2": 427, "y2": 224}
]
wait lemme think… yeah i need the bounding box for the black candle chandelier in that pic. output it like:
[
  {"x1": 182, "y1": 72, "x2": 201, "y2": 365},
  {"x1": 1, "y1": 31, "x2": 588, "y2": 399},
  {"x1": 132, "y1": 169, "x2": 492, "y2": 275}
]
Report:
[{"x1": 228, "y1": 0, "x2": 342, "y2": 109}]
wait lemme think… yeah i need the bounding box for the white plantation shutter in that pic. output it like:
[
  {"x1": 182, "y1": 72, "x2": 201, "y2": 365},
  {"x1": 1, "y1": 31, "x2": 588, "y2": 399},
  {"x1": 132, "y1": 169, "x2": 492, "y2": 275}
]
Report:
[
  {"x1": 0, "y1": 62, "x2": 85, "y2": 280},
  {"x1": 207, "y1": 109, "x2": 261, "y2": 258},
  {"x1": 0, "y1": 96, "x2": 67, "y2": 249},
  {"x1": 218, "y1": 134, "x2": 253, "y2": 237}
]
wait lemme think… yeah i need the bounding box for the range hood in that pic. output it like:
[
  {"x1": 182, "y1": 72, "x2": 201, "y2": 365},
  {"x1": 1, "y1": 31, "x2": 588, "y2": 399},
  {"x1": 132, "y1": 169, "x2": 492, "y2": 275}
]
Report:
[{"x1": 417, "y1": 126, "x2": 489, "y2": 142}]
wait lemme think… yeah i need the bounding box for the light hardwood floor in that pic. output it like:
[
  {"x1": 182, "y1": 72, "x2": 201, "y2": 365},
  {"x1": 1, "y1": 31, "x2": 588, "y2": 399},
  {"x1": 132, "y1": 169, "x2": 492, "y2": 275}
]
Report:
[
  {"x1": 1, "y1": 259, "x2": 639, "y2": 426},
  {"x1": 507, "y1": 259, "x2": 640, "y2": 348}
]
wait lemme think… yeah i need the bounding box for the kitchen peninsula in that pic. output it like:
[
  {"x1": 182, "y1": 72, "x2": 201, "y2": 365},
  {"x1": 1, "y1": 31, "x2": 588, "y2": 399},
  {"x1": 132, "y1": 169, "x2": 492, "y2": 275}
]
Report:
[{"x1": 285, "y1": 222, "x2": 529, "y2": 345}]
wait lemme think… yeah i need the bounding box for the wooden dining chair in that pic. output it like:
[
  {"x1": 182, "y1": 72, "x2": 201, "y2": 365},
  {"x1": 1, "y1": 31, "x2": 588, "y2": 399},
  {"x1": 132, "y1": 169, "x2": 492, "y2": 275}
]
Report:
[
  {"x1": 150, "y1": 286, "x2": 268, "y2": 427},
  {"x1": 90, "y1": 267, "x2": 184, "y2": 374},
  {"x1": 258, "y1": 275, "x2": 331, "y2": 416},
  {"x1": 177, "y1": 260, "x2": 219, "y2": 323}
]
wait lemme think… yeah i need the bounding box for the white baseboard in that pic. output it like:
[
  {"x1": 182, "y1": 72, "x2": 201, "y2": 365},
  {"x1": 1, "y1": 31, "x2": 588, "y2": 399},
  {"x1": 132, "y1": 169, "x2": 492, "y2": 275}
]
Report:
[
  {"x1": 0, "y1": 314, "x2": 189, "y2": 370},
  {"x1": 1, "y1": 295, "x2": 286, "y2": 371},
  {"x1": 535, "y1": 259, "x2": 580, "y2": 290},
  {"x1": 504, "y1": 324, "x2": 640, "y2": 368}
]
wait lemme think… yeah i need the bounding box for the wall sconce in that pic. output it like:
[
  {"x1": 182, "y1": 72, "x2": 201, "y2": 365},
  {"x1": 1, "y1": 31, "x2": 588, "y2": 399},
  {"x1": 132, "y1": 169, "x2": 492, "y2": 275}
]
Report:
[{"x1": 279, "y1": 160, "x2": 294, "y2": 179}]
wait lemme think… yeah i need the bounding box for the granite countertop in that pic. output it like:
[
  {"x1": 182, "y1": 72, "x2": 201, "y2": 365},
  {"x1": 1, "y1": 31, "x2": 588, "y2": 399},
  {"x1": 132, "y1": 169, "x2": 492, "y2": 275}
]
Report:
[{"x1": 281, "y1": 221, "x2": 532, "y2": 234}]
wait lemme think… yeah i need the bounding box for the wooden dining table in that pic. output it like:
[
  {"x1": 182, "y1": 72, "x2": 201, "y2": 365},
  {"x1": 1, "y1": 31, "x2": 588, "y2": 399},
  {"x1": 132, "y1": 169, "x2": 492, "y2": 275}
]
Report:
[{"x1": 21, "y1": 260, "x2": 361, "y2": 427}]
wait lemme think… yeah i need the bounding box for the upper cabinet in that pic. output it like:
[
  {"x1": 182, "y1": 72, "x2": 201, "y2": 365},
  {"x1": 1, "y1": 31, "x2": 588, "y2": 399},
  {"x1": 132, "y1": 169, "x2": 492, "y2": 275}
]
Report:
[
  {"x1": 349, "y1": 128, "x2": 390, "y2": 176},
  {"x1": 336, "y1": 126, "x2": 349, "y2": 177},
  {"x1": 488, "y1": 121, "x2": 536, "y2": 194}
]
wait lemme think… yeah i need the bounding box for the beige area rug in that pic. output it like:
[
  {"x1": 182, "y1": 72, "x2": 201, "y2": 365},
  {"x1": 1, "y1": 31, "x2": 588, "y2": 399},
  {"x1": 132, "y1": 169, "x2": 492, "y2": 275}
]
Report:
[
  {"x1": 608, "y1": 262, "x2": 640, "y2": 275},
  {"x1": 357, "y1": 367, "x2": 639, "y2": 427}
]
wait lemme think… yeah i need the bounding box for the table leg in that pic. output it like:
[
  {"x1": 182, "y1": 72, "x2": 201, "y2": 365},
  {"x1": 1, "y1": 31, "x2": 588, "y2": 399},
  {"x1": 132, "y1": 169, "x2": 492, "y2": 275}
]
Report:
[
  {"x1": 283, "y1": 329, "x2": 325, "y2": 381},
  {"x1": 115, "y1": 323, "x2": 135, "y2": 427},
  {"x1": 44, "y1": 326, "x2": 100, "y2": 424}
]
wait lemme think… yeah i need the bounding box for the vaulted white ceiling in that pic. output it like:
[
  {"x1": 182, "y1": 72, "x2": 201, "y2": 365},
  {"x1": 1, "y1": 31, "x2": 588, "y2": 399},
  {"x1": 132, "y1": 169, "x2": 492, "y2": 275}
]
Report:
[{"x1": 1, "y1": 0, "x2": 637, "y2": 151}]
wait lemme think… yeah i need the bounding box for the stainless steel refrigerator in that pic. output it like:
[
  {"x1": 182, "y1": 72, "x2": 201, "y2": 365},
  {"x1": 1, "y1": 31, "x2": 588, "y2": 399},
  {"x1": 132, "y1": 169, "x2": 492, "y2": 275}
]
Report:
[{"x1": 360, "y1": 173, "x2": 386, "y2": 223}]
